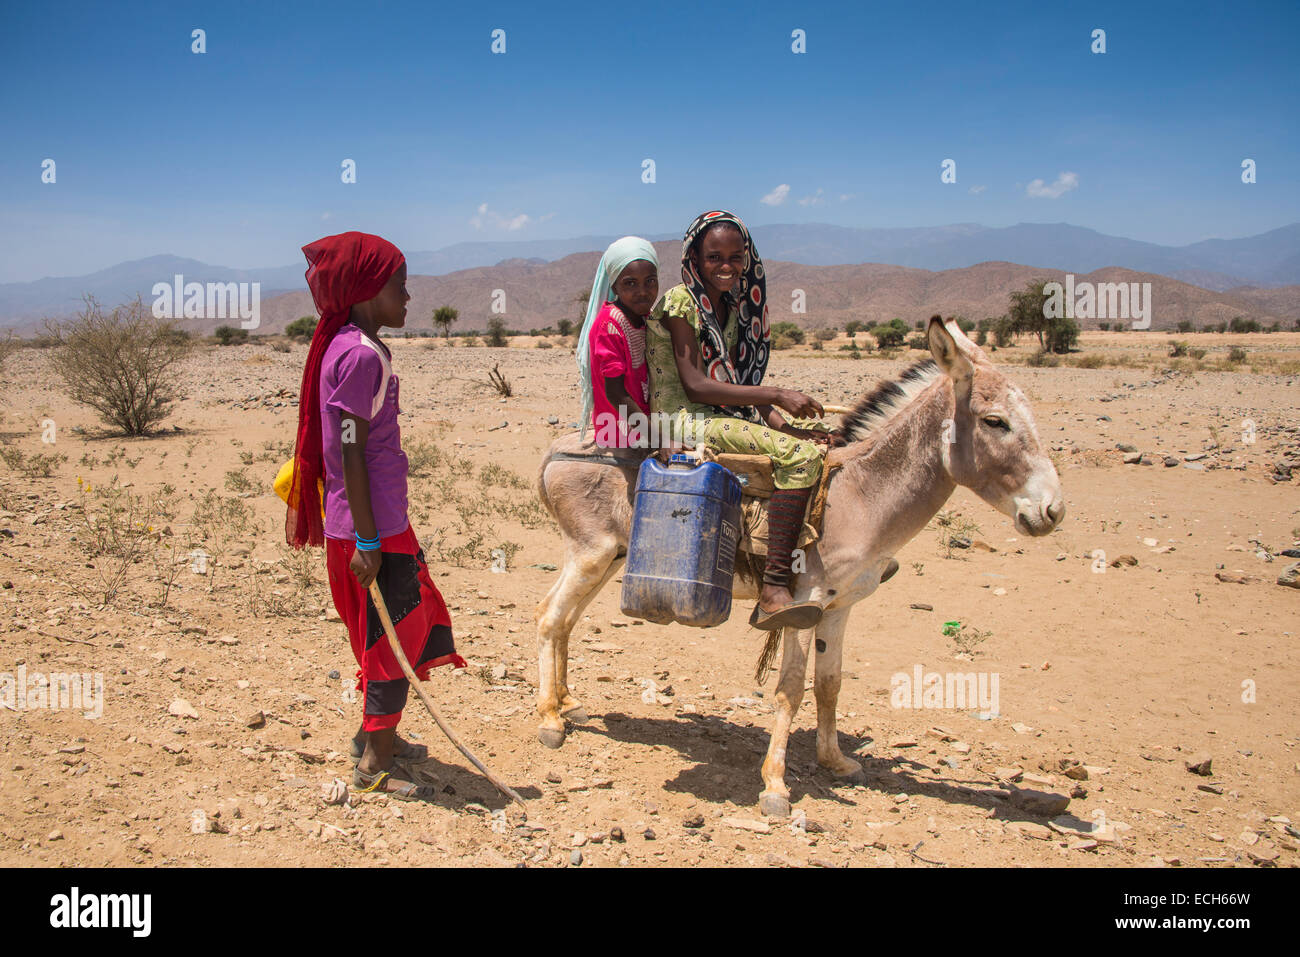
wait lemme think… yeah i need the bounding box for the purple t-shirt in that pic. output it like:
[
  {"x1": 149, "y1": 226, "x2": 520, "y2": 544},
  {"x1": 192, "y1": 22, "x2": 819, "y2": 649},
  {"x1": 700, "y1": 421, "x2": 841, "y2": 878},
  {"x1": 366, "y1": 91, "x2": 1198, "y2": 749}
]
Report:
[{"x1": 319, "y1": 325, "x2": 409, "y2": 540}]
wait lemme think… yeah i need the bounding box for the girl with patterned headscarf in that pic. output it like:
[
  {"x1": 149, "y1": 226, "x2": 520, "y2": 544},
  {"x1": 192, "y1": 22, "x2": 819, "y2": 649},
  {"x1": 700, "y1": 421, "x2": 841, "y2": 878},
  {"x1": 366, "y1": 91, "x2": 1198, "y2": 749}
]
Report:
[
  {"x1": 576, "y1": 236, "x2": 660, "y2": 447},
  {"x1": 288, "y1": 231, "x2": 464, "y2": 801},
  {"x1": 645, "y1": 210, "x2": 830, "y2": 631}
]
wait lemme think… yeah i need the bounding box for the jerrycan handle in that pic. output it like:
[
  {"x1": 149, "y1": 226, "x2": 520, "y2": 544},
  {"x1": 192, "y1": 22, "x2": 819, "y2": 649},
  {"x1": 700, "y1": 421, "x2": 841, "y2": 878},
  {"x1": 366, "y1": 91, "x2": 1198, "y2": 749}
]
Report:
[{"x1": 667, "y1": 453, "x2": 695, "y2": 470}]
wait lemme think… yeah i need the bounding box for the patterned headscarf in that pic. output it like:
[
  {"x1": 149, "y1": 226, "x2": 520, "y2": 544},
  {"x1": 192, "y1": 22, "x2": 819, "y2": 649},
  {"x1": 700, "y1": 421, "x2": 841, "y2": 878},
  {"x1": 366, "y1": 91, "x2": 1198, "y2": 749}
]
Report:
[{"x1": 680, "y1": 210, "x2": 769, "y2": 422}]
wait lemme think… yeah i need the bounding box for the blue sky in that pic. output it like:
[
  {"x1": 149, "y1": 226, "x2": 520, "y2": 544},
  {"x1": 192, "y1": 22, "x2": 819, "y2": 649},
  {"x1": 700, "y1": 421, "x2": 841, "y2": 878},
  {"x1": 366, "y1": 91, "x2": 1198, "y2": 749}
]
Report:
[{"x1": 1, "y1": 0, "x2": 1296, "y2": 282}]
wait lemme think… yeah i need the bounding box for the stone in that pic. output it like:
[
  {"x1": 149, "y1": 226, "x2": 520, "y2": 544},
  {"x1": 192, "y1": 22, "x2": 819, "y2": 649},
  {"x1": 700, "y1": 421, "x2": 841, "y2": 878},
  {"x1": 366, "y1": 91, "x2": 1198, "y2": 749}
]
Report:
[
  {"x1": 952, "y1": 742, "x2": 971, "y2": 754},
  {"x1": 1116, "y1": 443, "x2": 1138, "y2": 453},
  {"x1": 1163, "y1": 456, "x2": 1179, "y2": 467},
  {"x1": 683, "y1": 814, "x2": 705, "y2": 829},
  {"x1": 546, "y1": 415, "x2": 559, "y2": 426},
  {"x1": 168, "y1": 699, "x2": 199, "y2": 720},
  {"x1": 1248, "y1": 846, "x2": 1279, "y2": 865},
  {"x1": 244, "y1": 711, "x2": 265, "y2": 729},
  {"x1": 570, "y1": 850, "x2": 583, "y2": 866},
  {"x1": 609, "y1": 826, "x2": 625, "y2": 843},
  {"x1": 321, "y1": 778, "x2": 348, "y2": 805},
  {"x1": 1184, "y1": 752, "x2": 1213, "y2": 776},
  {"x1": 909, "y1": 603, "x2": 933, "y2": 611},
  {"x1": 1007, "y1": 821, "x2": 1052, "y2": 840},
  {"x1": 1064, "y1": 765, "x2": 1089, "y2": 781},
  {"x1": 642, "y1": 828, "x2": 656, "y2": 840},
  {"x1": 1110, "y1": 554, "x2": 1138, "y2": 567},
  {"x1": 1122, "y1": 452, "x2": 1142, "y2": 464},
  {"x1": 723, "y1": 817, "x2": 773, "y2": 834},
  {"x1": 994, "y1": 766, "x2": 1024, "y2": 783},
  {"x1": 1007, "y1": 787, "x2": 1071, "y2": 816},
  {"x1": 1216, "y1": 572, "x2": 1249, "y2": 584},
  {"x1": 1277, "y1": 563, "x2": 1300, "y2": 589},
  {"x1": 1011, "y1": 723, "x2": 1034, "y2": 734}
]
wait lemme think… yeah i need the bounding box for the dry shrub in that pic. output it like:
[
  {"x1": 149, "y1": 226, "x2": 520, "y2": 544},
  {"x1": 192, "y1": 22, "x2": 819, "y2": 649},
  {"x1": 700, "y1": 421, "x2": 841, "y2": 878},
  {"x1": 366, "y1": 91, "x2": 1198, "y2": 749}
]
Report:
[{"x1": 45, "y1": 296, "x2": 194, "y2": 435}]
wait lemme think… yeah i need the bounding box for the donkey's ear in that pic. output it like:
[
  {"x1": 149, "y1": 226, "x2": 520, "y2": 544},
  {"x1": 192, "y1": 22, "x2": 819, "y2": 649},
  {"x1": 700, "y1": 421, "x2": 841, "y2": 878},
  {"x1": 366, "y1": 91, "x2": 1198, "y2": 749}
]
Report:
[{"x1": 928, "y1": 316, "x2": 973, "y2": 385}]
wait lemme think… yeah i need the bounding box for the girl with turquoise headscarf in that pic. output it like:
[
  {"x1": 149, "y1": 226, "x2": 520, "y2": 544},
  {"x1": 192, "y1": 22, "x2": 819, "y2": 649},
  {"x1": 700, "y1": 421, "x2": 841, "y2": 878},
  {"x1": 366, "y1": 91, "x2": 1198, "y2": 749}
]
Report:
[{"x1": 577, "y1": 236, "x2": 660, "y2": 447}]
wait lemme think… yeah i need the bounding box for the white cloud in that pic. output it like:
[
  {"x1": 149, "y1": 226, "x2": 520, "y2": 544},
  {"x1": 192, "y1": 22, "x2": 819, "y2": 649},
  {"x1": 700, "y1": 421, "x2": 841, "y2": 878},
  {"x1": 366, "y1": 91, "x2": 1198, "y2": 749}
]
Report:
[
  {"x1": 838, "y1": 193, "x2": 856, "y2": 203},
  {"x1": 470, "y1": 202, "x2": 539, "y2": 231},
  {"x1": 760, "y1": 184, "x2": 791, "y2": 206},
  {"x1": 798, "y1": 188, "x2": 826, "y2": 207},
  {"x1": 968, "y1": 185, "x2": 986, "y2": 195},
  {"x1": 1026, "y1": 171, "x2": 1079, "y2": 199}
]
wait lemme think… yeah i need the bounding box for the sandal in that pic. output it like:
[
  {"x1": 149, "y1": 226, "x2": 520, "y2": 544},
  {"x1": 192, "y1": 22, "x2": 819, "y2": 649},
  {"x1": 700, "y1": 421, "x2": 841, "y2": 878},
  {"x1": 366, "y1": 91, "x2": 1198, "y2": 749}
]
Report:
[
  {"x1": 352, "y1": 761, "x2": 436, "y2": 802},
  {"x1": 349, "y1": 731, "x2": 428, "y2": 765},
  {"x1": 749, "y1": 600, "x2": 823, "y2": 632}
]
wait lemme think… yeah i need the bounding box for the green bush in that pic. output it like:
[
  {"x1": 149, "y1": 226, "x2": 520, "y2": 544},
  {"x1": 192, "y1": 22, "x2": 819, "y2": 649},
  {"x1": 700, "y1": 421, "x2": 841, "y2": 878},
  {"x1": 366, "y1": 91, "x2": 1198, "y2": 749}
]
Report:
[
  {"x1": 906, "y1": 335, "x2": 928, "y2": 350},
  {"x1": 285, "y1": 316, "x2": 317, "y2": 340},
  {"x1": 1228, "y1": 346, "x2": 1247, "y2": 362},
  {"x1": 1168, "y1": 340, "x2": 1189, "y2": 357},
  {"x1": 844, "y1": 320, "x2": 864, "y2": 336},
  {"x1": 1229, "y1": 317, "x2": 1261, "y2": 333},
  {"x1": 872, "y1": 318, "x2": 908, "y2": 349},
  {"x1": 815, "y1": 328, "x2": 836, "y2": 342},
  {"x1": 486, "y1": 317, "x2": 509, "y2": 347},
  {"x1": 214, "y1": 325, "x2": 249, "y2": 346},
  {"x1": 1175, "y1": 320, "x2": 1193, "y2": 333},
  {"x1": 773, "y1": 333, "x2": 797, "y2": 350},
  {"x1": 770, "y1": 321, "x2": 805, "y2": 345}
]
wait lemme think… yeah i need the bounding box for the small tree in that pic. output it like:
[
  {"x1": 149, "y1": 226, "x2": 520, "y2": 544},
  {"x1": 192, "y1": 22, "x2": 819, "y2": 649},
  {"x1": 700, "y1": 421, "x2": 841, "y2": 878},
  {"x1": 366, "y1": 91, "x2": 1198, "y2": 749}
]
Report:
[
  {"x1": 486, "y1": 316, "x2": 509, "y2": 347},
  {"x1": 872, "y1": 318, "x2": 908, "y2": 349},
  {"x1": 284, "y1": 316, "x2": 317, "y2": 340},
  {"x1": 45, "y1": 296, "x2": 194, "y2": 435},
  {"x1": 556, "y1": 318, "x2": 574, "y2": 337},
  {"x1": 214, "y1": 325, "x2": 248, "y2": 345},
  {"x1": 433, "y1": 305, "x2": 459, "y2": 339},
  {"x1": 575, "y1": 288, "x2": 591, "y2": 322},
  {"x1": 844, "y1": 320, "x2": 864, "y2": 336}
]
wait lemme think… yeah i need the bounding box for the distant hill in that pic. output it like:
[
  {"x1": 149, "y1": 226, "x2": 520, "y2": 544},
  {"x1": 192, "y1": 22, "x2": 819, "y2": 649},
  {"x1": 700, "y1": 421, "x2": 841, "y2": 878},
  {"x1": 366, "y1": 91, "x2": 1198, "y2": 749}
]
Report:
[
  {"x1": 3, "y1": 222, "x2": 1299, "y2": 327},
  {"x1": 239, "y1": 247, "x2": 1300, "y2": 336}
]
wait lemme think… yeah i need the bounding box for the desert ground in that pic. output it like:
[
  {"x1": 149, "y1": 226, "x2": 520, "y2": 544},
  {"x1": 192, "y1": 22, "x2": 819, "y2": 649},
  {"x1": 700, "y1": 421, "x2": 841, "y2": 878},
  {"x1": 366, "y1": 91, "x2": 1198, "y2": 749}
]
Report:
[{"x1": 0, "y1": 329, "x2": 1297, "y2": 868}]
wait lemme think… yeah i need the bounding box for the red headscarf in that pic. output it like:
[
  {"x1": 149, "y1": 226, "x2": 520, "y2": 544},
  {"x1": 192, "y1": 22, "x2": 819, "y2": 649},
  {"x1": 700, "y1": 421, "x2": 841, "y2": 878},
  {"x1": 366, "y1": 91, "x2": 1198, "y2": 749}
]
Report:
[{"x1": 287, "y1": 231, "x2": 406, "y2": 547}]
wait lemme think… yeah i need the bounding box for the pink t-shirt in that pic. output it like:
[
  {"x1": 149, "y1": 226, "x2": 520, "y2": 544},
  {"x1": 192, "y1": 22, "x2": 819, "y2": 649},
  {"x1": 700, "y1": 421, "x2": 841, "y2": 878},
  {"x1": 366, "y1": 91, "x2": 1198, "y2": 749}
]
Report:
[
  {"x1": 319, "y1": 325, "x2": 409, "y2": 540},
  {"x1": 589, "y1": 302, "x2": 649, "y2": 448}
]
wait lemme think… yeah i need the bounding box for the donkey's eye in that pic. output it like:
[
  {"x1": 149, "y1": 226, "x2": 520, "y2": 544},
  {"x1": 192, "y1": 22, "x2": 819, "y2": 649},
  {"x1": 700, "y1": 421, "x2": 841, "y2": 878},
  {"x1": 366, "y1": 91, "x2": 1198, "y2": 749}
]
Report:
[{"x1": 983, "y1": 416, "x2": 1010, "y2": 431}]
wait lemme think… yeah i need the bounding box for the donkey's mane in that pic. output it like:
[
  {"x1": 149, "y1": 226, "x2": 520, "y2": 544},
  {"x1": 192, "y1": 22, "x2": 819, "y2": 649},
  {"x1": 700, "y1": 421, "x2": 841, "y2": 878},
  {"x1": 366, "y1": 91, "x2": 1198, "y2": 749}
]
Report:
[{"x1": 837, "y1": 358, "x2": 942, "y2": 443}]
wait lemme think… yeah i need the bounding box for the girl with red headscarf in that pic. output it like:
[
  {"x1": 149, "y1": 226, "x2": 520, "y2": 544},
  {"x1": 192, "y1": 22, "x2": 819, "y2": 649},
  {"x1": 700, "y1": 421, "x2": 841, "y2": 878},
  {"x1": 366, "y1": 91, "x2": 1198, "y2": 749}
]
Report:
[{"x1": 288, "y1": 231, "x2": 463, "y2": 800}]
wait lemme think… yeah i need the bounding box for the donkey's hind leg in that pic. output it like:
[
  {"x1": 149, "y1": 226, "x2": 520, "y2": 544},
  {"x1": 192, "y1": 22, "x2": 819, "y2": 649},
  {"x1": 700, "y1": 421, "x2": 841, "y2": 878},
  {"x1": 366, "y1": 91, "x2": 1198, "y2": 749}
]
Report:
[{"x1": 534, "y1": 538, "x2": 621, "y2": 749}]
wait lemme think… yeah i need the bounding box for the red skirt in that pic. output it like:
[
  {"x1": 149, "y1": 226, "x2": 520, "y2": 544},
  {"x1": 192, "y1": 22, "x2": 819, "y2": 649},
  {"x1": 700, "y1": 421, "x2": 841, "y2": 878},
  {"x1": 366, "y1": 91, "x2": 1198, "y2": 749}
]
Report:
[{"x1": 326, "y1": 525, "x2": 465, "y2": 732}]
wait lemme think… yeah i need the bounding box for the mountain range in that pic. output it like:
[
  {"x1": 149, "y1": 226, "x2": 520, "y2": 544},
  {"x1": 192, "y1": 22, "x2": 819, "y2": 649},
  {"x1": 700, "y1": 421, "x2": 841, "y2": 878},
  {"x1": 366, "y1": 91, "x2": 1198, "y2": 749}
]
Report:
[{"x1": 2, "y1": 222, "x2": 1299, "y2": 331}]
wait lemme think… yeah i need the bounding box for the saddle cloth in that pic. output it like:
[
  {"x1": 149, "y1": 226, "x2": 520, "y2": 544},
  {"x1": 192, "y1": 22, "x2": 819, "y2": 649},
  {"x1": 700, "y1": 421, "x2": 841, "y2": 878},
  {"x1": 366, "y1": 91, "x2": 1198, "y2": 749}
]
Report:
[{"x1": 697, "y1": 449, "x2": 841, "y2": 557}]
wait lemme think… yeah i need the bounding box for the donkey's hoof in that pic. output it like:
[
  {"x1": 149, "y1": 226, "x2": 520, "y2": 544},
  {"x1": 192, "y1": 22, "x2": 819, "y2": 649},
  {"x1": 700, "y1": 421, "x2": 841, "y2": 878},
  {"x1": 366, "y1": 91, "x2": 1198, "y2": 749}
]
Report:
[
  {"x1": 537, "y1": 727, "x2": 566, "y2": 749},
  {"x1": 759, "y1": 790, "x2": 792, "y2": 818},
  {"x1": 560, "y1": 706, "x2": 589, "y2": 724}
]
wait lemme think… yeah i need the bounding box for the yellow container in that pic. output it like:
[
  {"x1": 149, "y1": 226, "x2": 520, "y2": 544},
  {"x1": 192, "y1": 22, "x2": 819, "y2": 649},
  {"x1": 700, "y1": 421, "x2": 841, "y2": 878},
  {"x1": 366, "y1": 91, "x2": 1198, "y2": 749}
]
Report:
[{"x1": 273, "y1": 459, "x2": 325, "y2": 518}]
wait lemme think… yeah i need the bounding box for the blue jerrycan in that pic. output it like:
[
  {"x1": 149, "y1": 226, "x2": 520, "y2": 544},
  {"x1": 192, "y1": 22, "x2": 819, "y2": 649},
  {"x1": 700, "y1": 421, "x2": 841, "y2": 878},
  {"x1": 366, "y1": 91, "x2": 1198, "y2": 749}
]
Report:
[{"x1": 620, "y1": 453, "x2": 743, "y2": 627}]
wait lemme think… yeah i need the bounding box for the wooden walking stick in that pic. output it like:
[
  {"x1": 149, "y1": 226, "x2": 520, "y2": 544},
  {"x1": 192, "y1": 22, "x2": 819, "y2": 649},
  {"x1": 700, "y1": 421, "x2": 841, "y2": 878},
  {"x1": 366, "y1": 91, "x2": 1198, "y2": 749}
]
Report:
[{"x1": 367, "y1": 581, "x2": 525, "y2": 809}]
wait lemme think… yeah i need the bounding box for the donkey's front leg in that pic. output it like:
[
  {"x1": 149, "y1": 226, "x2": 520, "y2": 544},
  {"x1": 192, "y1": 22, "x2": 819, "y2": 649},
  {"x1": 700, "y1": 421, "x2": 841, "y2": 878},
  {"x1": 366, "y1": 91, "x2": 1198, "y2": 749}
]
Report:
[
  {"x1": 534, "y1": 542, "x2": 620, "y2": 749},
  {"x1": 758, "y1": 626, "x2": 814, "y2": 817},
  {"x1": 812, "y1": 606, "x2": 864, "y2": 781}
]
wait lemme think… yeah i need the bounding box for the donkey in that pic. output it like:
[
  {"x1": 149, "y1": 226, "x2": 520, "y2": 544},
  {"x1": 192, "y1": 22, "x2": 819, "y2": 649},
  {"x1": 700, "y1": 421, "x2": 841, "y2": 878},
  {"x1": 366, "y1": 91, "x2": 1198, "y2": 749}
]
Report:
[{"x1": 534, "y1": 317, "x2": 1065, "y2": 816}]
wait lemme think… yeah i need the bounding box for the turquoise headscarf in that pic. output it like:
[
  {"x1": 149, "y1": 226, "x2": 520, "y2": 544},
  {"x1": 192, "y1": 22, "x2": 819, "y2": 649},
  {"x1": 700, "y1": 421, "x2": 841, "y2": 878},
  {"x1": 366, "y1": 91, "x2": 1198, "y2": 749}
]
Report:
[{"x1": 577, "y1": 236, "x2": 659, "y2": 438}]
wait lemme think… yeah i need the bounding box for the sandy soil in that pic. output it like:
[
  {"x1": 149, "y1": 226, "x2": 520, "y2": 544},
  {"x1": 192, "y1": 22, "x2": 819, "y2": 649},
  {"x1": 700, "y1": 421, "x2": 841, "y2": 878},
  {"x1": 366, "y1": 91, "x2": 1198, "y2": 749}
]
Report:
[{"x1": 1, "y1": 331, "x2": 1297, "y2": 868}]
